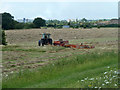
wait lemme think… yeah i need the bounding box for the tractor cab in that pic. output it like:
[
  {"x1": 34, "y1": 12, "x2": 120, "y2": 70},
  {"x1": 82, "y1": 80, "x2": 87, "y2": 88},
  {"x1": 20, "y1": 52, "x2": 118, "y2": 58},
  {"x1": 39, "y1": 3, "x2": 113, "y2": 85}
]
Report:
[
  {"x1": 42, "y1": 33, "x2": 51, "y2": 39},
  {"x1": 38, "y1": 33, "x2": 52, "y2": 46}
]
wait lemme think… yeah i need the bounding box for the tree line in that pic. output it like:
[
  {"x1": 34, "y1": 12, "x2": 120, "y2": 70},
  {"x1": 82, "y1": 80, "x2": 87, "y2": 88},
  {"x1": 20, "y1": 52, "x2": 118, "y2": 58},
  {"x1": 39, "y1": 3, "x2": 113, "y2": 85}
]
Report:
[
  {"x1": 1, "y1": 12, "x2": 119, "y2": 30},
  {"x1": 1, "y1": 12, "x2": 46, "y2": 30}
]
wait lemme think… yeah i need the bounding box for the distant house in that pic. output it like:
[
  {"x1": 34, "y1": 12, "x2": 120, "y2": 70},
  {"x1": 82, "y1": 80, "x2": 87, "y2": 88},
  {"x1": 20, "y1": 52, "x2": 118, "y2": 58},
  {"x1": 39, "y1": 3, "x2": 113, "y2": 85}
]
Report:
[
  {"x1": 97, "y1": 19, "x2": 120, "y2": 25},
  {"x1": 97, "y1": 21, "x2": 110, "y2": 25},
  {"x1": 17, "y1": 18, "x2": 33, "y2": 23},
  {"x1": 62, "y1": 25, "x2": 70, "y2": 28},
  {"x1": 109, "y1": 19, "x2": 119, "y2": 24}
]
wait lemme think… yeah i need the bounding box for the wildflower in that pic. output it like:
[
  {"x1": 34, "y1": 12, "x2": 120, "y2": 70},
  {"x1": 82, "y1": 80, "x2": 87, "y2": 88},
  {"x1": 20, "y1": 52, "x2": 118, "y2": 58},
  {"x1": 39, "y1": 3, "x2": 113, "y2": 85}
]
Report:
[
  {"x1": 94, "y1": 87, "x2": 97, "y2": 88},
  {"x1": 89, "y1": 78, "x2": 94, "y2": 80},
  {"x1": 84, "y1": 77, "x2": 88, "y2": 80},
  {"x1": 102, "y1": 84, "x2": 105, "y2": 86},
  {"x1": 105, "y1": 75, "x2": 108, "y2": 78},
  {"x1": 114, "y1": 71, "x2": 118, "y2": 74},
  {"x1": 104, "y1": 80, "x2": 107, "y2": 82},
  {"x1": 10, "y1": 71, "x2": 14, "y2": 73},
  {"x1": 110, "y1": 78, "x2": 112, "y2": 81},
  {"x1": 81, "y1": 80, "x2": 84, "y2": 82},
  {"x1": 113, "y1": 76, "x2": 116, "y2": 78},
  {"x1": 104, "y1": 72, "x2": 107, "y2": 74},
  {"x1": 107, "y1": 66, "x2": 110, "y2": 68},
  {"x1": 105, "y1": 82, "x2": 109, "y2": 84},
  {"x1": 5, "y1": 74, "x2": 8, "y2": 77},
  {"x1": 88, "y1": 85, "x2": 92, "y2": 87},
  {"x1": 114, "y1": 84, "x2": 117, "y2": 86}
]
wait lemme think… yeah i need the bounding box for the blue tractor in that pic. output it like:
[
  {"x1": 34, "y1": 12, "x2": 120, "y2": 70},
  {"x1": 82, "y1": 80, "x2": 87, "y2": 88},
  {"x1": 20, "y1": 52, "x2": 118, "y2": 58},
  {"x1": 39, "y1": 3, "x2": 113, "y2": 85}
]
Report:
[{"x1": 38, "y1": 33, "x2": 52, "y2": 46}]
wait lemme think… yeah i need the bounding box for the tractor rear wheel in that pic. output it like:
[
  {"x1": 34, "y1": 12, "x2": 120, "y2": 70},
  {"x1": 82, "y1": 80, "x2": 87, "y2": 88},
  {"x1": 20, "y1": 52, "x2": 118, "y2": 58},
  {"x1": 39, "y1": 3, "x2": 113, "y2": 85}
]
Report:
[
  {"x1": 48, "y1": 38, "x2": 52, "y2": 45},
  {"x1": 41, "y1": 39, "x2": 45, "y2": 46},
  {"x1": 42, "y1": 43, "x2": 44, "y2": 46}
]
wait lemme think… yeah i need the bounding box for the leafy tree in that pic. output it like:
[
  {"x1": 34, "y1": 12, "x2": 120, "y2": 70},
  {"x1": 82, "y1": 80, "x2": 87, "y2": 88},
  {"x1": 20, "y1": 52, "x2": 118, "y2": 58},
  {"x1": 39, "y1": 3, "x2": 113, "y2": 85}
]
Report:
[
  {"x1": 14, "y1": 23, "x2": 24, "y2": 29},
  {"x1": 56, "y1": 25, "x2": 62, "y2": 29},
  {"x1": 81, "y1": 18, "x2": 87, "y2": 22},
  {"x1": 0, "y1": 30, "x2": 7, "y2": 45},
  {"x1": 97, "y1": 25, "x2": 101, "y2": 29},
  {"x1": 33, "y1": 17, "x2": 46, "y2": 28},
  {"x1": 2, "y1": 30, "x2": 7, "y2": 45},
  {"x1": 83, "y1": 24, "x2": 87, "y2": 29},
  {"x1": 0, "y1": 30, "x2": 1, "y2": 45},
  {"x1": 47, "y1": 24, "x2": 54, "y2": 27},
  {"x1": 68, "y1": 22, "x2": 70, "y2": 25},
  {"x1": 2, "y1": 12, "x2": 14, "y2": 30},
  {"x1": 54, "y1": 23, "x2": 57, "y2": 28},
  {"x1": 24, "y1": 23, "x2": 35, "y2": 29}
]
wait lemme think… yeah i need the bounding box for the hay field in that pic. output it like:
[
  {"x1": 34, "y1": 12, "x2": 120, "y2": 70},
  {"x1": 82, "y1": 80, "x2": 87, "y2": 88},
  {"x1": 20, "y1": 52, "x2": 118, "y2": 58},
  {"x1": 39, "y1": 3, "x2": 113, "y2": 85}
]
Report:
[
  {"x1": 2, "y1": 28, "x2": 118, "y2": 88},
  {"x1": 5, "y1": 28, "x2": 118, "y2": 45}
]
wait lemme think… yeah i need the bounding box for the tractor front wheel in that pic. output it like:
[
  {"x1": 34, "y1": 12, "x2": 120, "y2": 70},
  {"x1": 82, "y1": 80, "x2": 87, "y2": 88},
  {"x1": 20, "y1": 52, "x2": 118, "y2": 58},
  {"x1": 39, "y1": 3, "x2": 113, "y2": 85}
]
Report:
[{"x1": 38, "y1": 40, "x2": 41, "y2": 46}]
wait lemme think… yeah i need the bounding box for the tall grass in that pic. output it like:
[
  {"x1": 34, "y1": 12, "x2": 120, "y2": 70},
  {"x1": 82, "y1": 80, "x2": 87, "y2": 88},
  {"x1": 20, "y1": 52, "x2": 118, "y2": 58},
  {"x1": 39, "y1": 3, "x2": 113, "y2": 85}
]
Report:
[{"x1": 2, "y1": 51, "x2": 118, "y2": 88}]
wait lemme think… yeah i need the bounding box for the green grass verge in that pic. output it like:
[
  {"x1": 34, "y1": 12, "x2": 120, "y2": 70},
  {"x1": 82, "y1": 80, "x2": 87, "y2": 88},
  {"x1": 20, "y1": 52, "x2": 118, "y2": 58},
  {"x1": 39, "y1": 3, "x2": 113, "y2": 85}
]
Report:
[{"x1": 2, "y1": 51, "x2": 118, "y2": 88}]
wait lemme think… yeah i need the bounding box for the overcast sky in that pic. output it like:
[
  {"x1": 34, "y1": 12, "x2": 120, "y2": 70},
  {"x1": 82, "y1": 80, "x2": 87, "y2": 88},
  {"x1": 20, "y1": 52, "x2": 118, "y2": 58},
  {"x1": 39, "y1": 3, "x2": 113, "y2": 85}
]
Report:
[{"x1": 0, "y1": 0, "x2": 119, "y2": 20}]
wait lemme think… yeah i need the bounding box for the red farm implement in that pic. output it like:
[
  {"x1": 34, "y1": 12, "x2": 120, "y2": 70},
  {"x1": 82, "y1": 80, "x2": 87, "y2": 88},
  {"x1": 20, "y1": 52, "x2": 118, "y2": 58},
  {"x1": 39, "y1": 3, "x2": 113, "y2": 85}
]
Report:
[{"x1": 53, "y1": 39, "x2": 95, "y2": 49}]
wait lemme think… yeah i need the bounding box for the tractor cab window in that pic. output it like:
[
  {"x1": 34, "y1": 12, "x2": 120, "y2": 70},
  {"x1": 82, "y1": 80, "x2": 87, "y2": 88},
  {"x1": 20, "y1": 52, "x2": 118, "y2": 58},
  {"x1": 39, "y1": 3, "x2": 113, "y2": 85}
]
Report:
[
  {"x1": 48, "y1": 34, "x2": 50, "y2": 38},
  {"x1": 42, "y1": 33, "x2": 51, "y2": 38},
  {"x1": 42, "y1": 34, "x2": 45, "y2": 38},
  {"x1": 45, "y1": 35, "x2": 47, "y2": 39}
]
